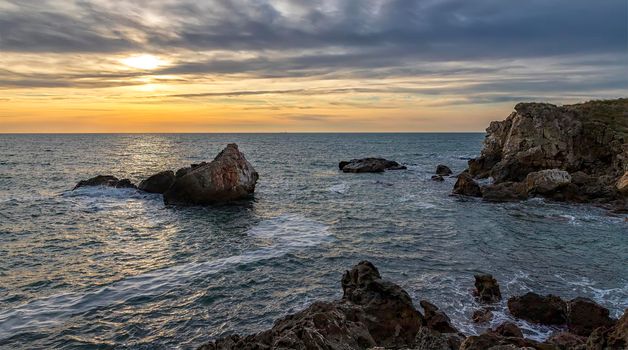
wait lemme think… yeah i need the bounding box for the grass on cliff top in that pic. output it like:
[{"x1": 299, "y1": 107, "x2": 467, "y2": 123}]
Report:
[{"x1": 568, "y1": 98, "x2": 628, "y2": 138}]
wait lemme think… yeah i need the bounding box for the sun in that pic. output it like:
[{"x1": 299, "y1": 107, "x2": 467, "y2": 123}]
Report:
[{"x1": 120, "y1": 54, "x2": 165, "y2": 70}]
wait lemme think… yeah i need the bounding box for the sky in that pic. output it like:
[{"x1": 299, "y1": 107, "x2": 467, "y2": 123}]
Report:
[{"x1": 1, "y1": 0, "x2": 627, "y2": 133}]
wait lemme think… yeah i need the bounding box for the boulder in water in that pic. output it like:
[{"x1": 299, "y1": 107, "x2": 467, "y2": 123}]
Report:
[
  {"x1": 139, "y1": 170, "x2": 175, "y2": 194},
  {"x1": 566, "y1": 297, "x2": 615, "y2": 336},
  {"x1": 507, "y1": 292, "x2": 567, "y2": 325},
  {"x1": 339, "y1": 158, "x2": 406, "y2": 173},
  {"x1": 481, "y1": 182, "x2": 528, "y2": 202},
  {"x1": 491, "y1": 322, "x2": 523, "y2": 338},
  {"x1": 164, "y1": 144, "x2": 258, "y2": 205},
  {"x1": 432, "y1": 175, "x2": 445, "y2": 182},
  {"x1": 73, "y1": 175, "x2": 136, "y2": 190},
  {"x1": 420, "y1": 300, "x2": 459, "y2": 334},
  {"x1": 436, "y1": 165, "x2": 453, "y2": 176},
  {"x1": 474, "y1": 274, "x2": 502, "y2": 303},
  {"x1": 525, "y1": 169, "x2": 572, "y2": 194},
  {"x1": 452, "y1": 173, "x2": 482, "y2": 197}
]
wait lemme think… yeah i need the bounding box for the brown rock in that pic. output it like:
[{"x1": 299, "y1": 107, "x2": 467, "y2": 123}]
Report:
[
  {"x1": 481, "y1": 182, "x2": 529, "y2": 202},
  {"x1": 164, "y1": 144, "x2": 258, "y2": 205},
  {"x1": 459, "y1": 332, "x2": 551, "y2": 350},
  {"x1": 474, "y1": 274, "x2": 502, "y2": 303},
  {"x1": 585, "y1": 308, "x2": 627, "y2": 349},
  {"x1": 617, "y1": 171, "x2": 628, "y2": 195},
  {"x1": 525, "y1": 169, "x2": 572, "y2": 195},
  {"x1": 339, "y1": 158, "x2": 406, "y2": 173},
  {"x1": 492, "y1": 322, "x2": 523, "y2": 338},
  {"x1": 507, "y1": 292, "x2": 567, "y2": 325},
  {"x1": 138, "y1": 170, "x2": 175, "y2": 194},
  {"x1": 453, "y1": 173, "x2": 482, "y2": 197},
  {"x1": 432, "y1": 175, "x2": 445, "y2": 181},
  {"x1": 73, "y1": 175, "x2": 136, "y2": 190},
  {"x1": 566, "y1": 297, "x2": 614, "y2": 336},
  {"x1": 546, "y1": 332, "x2": 586, "y2": 349},
  {"x1": 472, "y1": 308, "x2": 493, "y2": 323},
  {"x1": 420, "y1": 300, "x2": 459, "y2": 334},
  {"x1": 436, "y1": 165, "x2": 453, "y2": 176}
]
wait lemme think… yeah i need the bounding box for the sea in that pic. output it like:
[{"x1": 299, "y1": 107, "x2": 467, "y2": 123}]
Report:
[{"x1": 0, "y1": 133, "x2": 626, "y2": 349}]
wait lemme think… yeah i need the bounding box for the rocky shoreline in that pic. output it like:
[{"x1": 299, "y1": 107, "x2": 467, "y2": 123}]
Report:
[{"x1": 198, "y1": 261, "x2": 627, "y2": 350}]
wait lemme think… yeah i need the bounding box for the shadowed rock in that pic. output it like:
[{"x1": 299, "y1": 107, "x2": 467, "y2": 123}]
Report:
[
  {"x1": 73, "y1": 175, "x2": 136, "y2": 190},
  {"x1": 420, "y1": 300, "x2": 459, "y2": 334},
  {"x1": 547, "y1": 332, "x2": 586, "y2": 349},
  {"x1": 436, "y1": 165, "x2": 453, "y2": 176},
  {"x1": 507, "y1": 292, "x2": 567, "y2": 325},
  {"x1": 453, "y1": 173, "x2": 482, "y2": 197},
  {"x1": 491, "y1": 322, "x2": 523, "y2": 338},
  {"x1": 139, "y1": 170, "x2": 175, "y2": 194},
  {"x1": 432, "y1": 175, "x2": 445, "y2": 181},
  {"x1": 586, "y1": 308, "x2": 627, "y2": 350},
  {"x1": 472, "y1": 308, "x2": 493, "y2": 324},
  {"x1": 481, "y1": 182, "x2": 528, "y2": 202},
  {"x1": 566, "y1": 297, "x2": 615, "y2": 336},
  {"x1": 474, "y1": 274, "x2": 502, "y2": 303},
  {"x1": 164, "y1": 144, "x2": 258, "y2": 205},
  {"x1": 339, "y1": 158, "x2": 406, "y2": 173}
]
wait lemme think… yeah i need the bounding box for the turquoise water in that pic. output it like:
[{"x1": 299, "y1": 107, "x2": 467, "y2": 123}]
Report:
[{"x1": 0, "y1": 133, "x2": 626, "y2": 349}]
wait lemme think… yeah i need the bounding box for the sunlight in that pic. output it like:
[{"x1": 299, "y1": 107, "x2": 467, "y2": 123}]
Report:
[{"x1": 120, "y1": 54, "x2": 165, "y2": 70}]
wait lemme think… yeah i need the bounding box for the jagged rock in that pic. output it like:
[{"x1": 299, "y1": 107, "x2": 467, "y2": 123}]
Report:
[
  {"x1": 617, "y1": 171, "x2": 628, "y2": 195},
  {"x1": 339, "y1": 158, "x2": 407, "y2": 173},
  {"x1": 436, "y1": 165, "x2": 453, "y2": 176},
  {"x1": 525, "y1": 169, "x2": 572, "y2": 195},
  {"x1": 472, "y1": 308, "x2": 493, "y2": 323},
  {"x1": 412, "y1": 327, "x2": 463, "y2": 350},
  {"x1": 138, "y1": 170, "x2": 175, "y2": 194},
  {"x1": 459, "y1": 332, "x2": 551, "y2": 350},
  {"x1": 507, "y1": 293, "x2": 567, "y2": 325},
  {"x1": 474, "y1": 274, "x2": 502, "y2": 303},
  {"x1": 432, "y1": 175, "x2": 445, "y2": 182},
  {"x1": 164, "y1": 144, "x2": 258, "y2": 205},
  {"x1": 585, "y1": 308, "x2": 627, "y2": 350},
  {"x1": 453, "y1": 173, "x2": 482, "y2": 197},
  {"x1": 466, "y1": 99, "x2": 627, "y2": 203},
  {"x1": 491, "y1": 322, "x2": 523, "y2": 338},
  {"x1": 566, "y1": 297, "x2": 614, "y2": 336},
  {"x1": 73, "y1": 175, "x2": 136, "y2": 190},
  {"x1": 481, "y1": 182, "x2": 528, "y2": 202},
  {"x1": 419, "y1": 300, "x2": 459, "y2": 334},
  {"x1": 546, "y1": 332, "x2": 586, "y2": 350},
  {"x1": 198, "y1": 261, "x2": 423, "y2": 350}
]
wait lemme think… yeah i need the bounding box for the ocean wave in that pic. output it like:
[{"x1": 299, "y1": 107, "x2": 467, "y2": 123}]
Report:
[
  {"x1": 0, "y1": 214, "x2": 332, "y2": 341},
  {"x1": 328, "y1": 183, "x2": 349, "y2": 194}
]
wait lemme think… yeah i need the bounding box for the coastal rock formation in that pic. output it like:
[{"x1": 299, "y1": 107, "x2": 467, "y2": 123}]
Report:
[
  {"x1": 138, "y1": 170, "x2": 175, "y2": 194},
  {"x1": 546, "y1": 332, "x2": 586, "y2": 349},
  {"x1": 199, "y1": 261, "x2": 423, "y2": 350},
  {"x1": 436, "y1": 165, "x2": 453, "y2": 176},
  {"x1": 73, "y1": 175, "x2": 136, "y2": 190},
  {"x1": 471, "y1": 308, "x2": 493, "y2": 324},
  {"x1": 473, "y1": 274, "x2": 502, "y2": 303},
  {"x1": 507, "y1": 292, "x2": 567, "y2": 325},
  {"x1": 339, "y1": 158, "x2": 407, "y2": 173},
  {"x1": 617, "y1": 171, "x2": 628, "y2": 195},
  {"x1": 464, "y1": 99, "x2": 628, "y2": 205},
  {"x1": 586, "y1": 310, "x2": 627, "y2": 349},
  {"x1": 481, "y1": 182, "x2": 528, "y2": 202},
  {"x1": 452, "y1": 173, "x2": 482, "y2": 197},
  {"x1": 164, "y1": 144, "x2": 258, "y2": 205},
  {"x1": 420, "y1": 300, "x2": 459, "y2": 334},
  {"x1": 491, "y1": 322, "x2": 523, "y2": 338},
  {"x1": 566, "y1": 297, "x2": 615, "y2": 336}
]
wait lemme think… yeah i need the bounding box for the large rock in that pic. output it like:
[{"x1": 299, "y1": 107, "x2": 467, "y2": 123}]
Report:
[
  {"x1": 466, "y1": 99, "x2": 628, "y2": 203},
  {"x1": 198, "y1": 261, "x2": 423, "y2": 350},
  {"x1": 339, "y1": 158, "x2": 406, "y2": 173},
  {"x1": 453, "y1": 173, "x2": 482, "y2": 197},
  {"x1": 459, "y1": 332, "x2": 550, "y2": 350},
  {"x1": 73, "y1": 175, "x2": 136, "y2": 190},
  {"x1": 547, "y1": 332, "x2": 586, "y2": 349},
  {"x1": 481, "y1": 182, "x2": 528, "y2": 202},
  {"x1": 617, "y1": 171, "x2": 628, "y2": 195},
  {"x1": 164, "y1": 144, "x2": 258, "y2": 205},
  {"x1": 525, "y1": 169, "x2": 572, "y2": 195},
  {"x1": 507, "y1": 292, "x2": 567, "y2": 325},
  {"x1": 586, "y1": 308, "x2": 627, "y2": 350},
  {"x1": 419, "y1": 300, "x2": 459, "y2": 334},
  {"x1": 138, "y1": 170, "x2": 175, "y2": 194},
  {"x1": 436, "y1": 165, "x2": 453, "y2": 176},
  {"x1": 566, "y1": 297, "x2": 614, "y2": 336},
  {"x1": 474, "y1": 274, "x2": 502, "y2": 303}
]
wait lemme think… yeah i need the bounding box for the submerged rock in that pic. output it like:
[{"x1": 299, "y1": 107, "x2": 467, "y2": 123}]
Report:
[
  {"x1": 507, "y1": 292, "x2": 567, "y2": 325},
  {"x1": 432, "y1": 175, "x2": 445, "y2": 182},
  {"x1": 474, "y1": 274, "x2": 502, "y2": 303},
  {"x1": 472, "y1": 308, "x2": 493, "y2": 323},
  {"x1": 464, "y1": 99, "x2": 628, "y2": 204},
  {"x1": 339, "y1": 158, "x2": 407, "y2": 173},
  {"x1": 452, "y1": 173, "x2": 482, "y2": 197},
  {"x1": 73, "y1": 175, "x2": 136, "y2": 190},
  {"x1": 436, "y1": 165, "x2": 453, "y2": 176},
  {"x1": 138, "y1": 170, "x2": 175, "y2": 194},
  {"x1": 164, "y1": 144, "x2": 258, "y2": 205}
]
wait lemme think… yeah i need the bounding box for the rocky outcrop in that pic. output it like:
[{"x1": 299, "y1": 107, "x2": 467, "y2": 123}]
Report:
[
  {"x1": 453, "y1": 173, "x2": 482, "y2": 197},
  {"x1": 464, "y1": 99, "x2": 628, "y2": 204},
  {"x1": 586, "y1": 309, "x2": 627, "y2": 350},
  {"x1": 617, "y1": 171, "x2": 628, "y2": 195},
  {"x1": 481, "y1": 182, "x2": 528, "y2": 202},
  {"x1": 164, "y1": 144, "x2": 258, "y2": 205},
  {"x1": 73, "y1": 175, "x2": 136, "y2": 190},
  {"x1": 436, "y1": 165, "x2": 453, "y2": 176},
  {"x1": 420, "y1": 300, "x2": 459, "y2": 334},
  {"x1": 339, "y1": 158, "x2": 407, "y2": 173},
  {"x1": 474, "y1": 274, "x2": 501, "y2": 303},
  {"x1": 546, "y1": 332, "x2": 586, "y2": 349},
  {"x1": 566, "y1": 297, "x2": 615, "y2": 337},
  {"x1": 199, "y1": 261, "x2": 423, "y2": 350},
  {"x1": 507, "y1": 293, "x2": 567, "y2": 325},
  {"x1": 138, "y1": 170, "x2": 175, "y2": 194}
]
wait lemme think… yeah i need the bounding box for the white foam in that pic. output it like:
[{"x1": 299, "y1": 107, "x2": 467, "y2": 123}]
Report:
[
  {"x1": 0, "y1": 214, "x2": 332, "y2": 340},
  {"x1": 328, "y1": 183, "x2": 349, "y2": 194}
]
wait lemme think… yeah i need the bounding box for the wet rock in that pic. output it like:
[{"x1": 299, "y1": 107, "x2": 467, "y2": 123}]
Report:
[
  {"x1": 412, "y1": 327, "x2": 463, "y2": 350},
  {"x1": 138, "y1": 170, "x2": 175, "y2": 194},
  {"x1": 491, "y1": 322, "x2": 523, "y2": 338},
  {"x1": 474, "y1": 274, "x2": 502, "y2": 303},
  {"x1": 73, "y1": 175, "x2": 136, "y2": 190},
  {"x1": 339, "y1": 158, "x2": 407, "y2": 173},
  {"x1": 466, "y1": 99, "x2": 628, "y2": 204},
  {"x1": 566, "y1": 297, "x2": 615, "y2": 336},
  {"x1": 617, "y1": 171, "x2": 628, "y2": 195},
  {"x1": 432, "y1": 175, "x2": 445, "y2": 182},
  {"x1": 585, "y1": 308, "x2": 627, "y2": 350},
  {"x1": 453, "y1": 173, "x2": 482, "y2": 197},
  {"x1": 419, "y1": 300, "x2": 459, "y2": 334},
  {"x1": 459, "y1": 332, "x2": 549, "y2": 350},
  {"x1": 472, "y1": 308, "x2": 493, "y2": 323},
  {"x1": 164, "y1": 144, "x2": 258, "y2": 205},
  {"x1": 482, "y1": 182, "x2": 529, "y2": 202},
  {"x1": 546, "y1": 332, "x2": 586, "y2": 349},
  {"x1": 436, "y1": 165, "x2": 453, "y2": 176},
  {"x1": 525, "y1": 169, "x2": 572, "y2": 195},
  {"x1": 507, "y1": 292, "x2": 567, "y2": 325}
]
